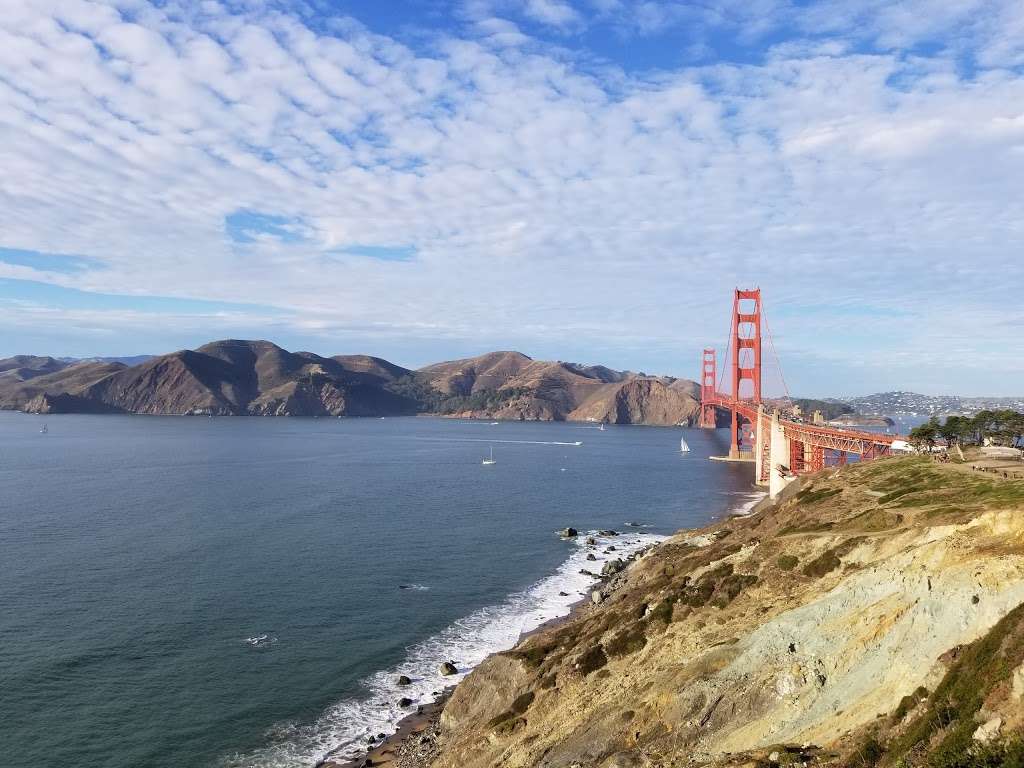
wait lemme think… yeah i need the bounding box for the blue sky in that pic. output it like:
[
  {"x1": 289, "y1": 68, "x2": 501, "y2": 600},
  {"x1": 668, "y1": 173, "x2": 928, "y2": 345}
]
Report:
[{"x1": 1, "y1": 0, "x2": 1022, "y2": 396}]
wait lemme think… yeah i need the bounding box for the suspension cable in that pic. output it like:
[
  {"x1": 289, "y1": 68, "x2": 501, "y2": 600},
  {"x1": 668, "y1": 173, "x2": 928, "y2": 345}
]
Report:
[{"x1": 761, "y1": 304, "x2": 791, "y2": 401}]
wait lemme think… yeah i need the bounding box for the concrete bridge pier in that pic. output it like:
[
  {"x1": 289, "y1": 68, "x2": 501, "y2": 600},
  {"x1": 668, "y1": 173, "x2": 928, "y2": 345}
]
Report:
[
  {"x1": 768, "y1": 410, "x2": 799, "y2": 500},
  {"x1": 754, "y1": 405, "x2": 769, "y2": 488}
]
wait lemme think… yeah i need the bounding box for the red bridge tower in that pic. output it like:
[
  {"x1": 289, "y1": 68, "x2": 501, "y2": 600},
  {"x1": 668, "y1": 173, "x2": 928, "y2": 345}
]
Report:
[{"x1": 729, "y1": 288, "x2": 762, "y2": 458}]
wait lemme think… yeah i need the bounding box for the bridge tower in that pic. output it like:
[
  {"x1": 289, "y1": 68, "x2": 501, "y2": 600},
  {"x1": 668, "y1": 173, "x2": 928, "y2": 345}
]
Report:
[
  {"x1": 698, "y1": 348, "x2": 717, "y2": 429},
  {"x1": 729, "y1": 288, "x2": 763, "y2": 458}
]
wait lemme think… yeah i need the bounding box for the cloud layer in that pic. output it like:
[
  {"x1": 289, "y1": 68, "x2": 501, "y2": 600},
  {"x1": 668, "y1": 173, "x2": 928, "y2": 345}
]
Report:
[{"x1": 1, "y1": 0, "x2": 1022, "y2": 394}]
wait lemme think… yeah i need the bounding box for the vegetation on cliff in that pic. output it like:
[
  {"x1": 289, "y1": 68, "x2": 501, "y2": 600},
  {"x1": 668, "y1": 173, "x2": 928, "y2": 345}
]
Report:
[{"x1": 425, "y1": 455, "x2": 1024, "y2": 768}]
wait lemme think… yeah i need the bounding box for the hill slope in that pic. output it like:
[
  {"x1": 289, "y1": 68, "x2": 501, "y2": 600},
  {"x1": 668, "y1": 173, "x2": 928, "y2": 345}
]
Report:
[
  {"x1": 0, "y1": 346, "x2": 701, "y2": 425},
  {"x1": 405, "y1": 456, "x2": 1024, "y2": 768}
]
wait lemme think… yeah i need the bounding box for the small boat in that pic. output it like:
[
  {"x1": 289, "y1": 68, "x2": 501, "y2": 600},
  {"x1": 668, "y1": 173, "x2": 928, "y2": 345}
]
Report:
[
  {"x1": 680, "y1": 437, "x2": 690, "y2": 452},
  {"x1": 40, "y1": 424, "x2": 48, "y2": 434},
  {"x1": 573, "y1": 441, "x2": 583, "y2": 446},
  {"x1": 245, "y1": 634, "x2": 269, "y2": 646},
  {"x1": 482, "y1": 446, "x2": 496, "y2": 465}
]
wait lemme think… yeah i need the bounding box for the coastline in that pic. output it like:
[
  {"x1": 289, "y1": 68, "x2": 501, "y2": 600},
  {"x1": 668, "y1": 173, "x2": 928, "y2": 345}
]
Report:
[
  {"x1": 320, "y1": 530, "x2": 664, "y2": 768},
  {"x1": 323, "y1": 492, "x2": 761, "y2": 768}
]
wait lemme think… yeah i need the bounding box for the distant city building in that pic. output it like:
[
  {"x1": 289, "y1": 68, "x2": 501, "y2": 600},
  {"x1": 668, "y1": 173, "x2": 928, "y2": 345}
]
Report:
[{"x1": 812, "y1": 410, "x2": 825, "y2": 424}]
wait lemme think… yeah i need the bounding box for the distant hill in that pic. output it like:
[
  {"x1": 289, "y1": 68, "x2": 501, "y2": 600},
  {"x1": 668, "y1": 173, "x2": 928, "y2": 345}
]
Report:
[
  {"x1": 0, "y1": 343, "x2": 702, "y2": 425},
  {"x1": 58, "y1": 355, "x2": 154, "y2": 367}
]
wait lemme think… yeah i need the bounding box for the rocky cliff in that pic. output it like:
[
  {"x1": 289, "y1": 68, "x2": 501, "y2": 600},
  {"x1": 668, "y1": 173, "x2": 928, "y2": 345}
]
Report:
[
  {"x1": 0, "y1": 345, "x2": 701, "y2": 425},
  {"x1": 419, "y1": 456, "x2": 1024, "y2": 767}
]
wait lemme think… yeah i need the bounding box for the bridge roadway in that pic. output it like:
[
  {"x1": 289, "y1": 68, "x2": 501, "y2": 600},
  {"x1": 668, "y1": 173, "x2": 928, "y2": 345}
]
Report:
[
  {"x1": 702, "y1": 394, "x2": 900, "y2": 497},
  {"x1": 702, "y1": 394, "x2": 899, "y2": 457}
]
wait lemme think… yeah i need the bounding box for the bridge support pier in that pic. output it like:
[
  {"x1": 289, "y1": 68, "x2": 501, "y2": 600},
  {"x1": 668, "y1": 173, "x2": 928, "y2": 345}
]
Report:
[
  {"x1": 769, "y1": 411, "x2": 799, "y2": 500},
  {"x1": 754, "y1": 405, "x2": 769, "y2": 487}
]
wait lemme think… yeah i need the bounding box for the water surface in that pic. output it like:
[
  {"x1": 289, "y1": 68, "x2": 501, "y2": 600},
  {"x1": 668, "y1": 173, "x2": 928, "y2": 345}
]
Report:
[{"x1": 0, "y1": 413, "x2": 754, "y2": 767}]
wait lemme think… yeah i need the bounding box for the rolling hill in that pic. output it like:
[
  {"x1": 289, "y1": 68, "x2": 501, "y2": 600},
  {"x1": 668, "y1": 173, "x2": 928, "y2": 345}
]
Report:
[{"x1": 0, "y1": 343, "x2": 702, "y2": 425}]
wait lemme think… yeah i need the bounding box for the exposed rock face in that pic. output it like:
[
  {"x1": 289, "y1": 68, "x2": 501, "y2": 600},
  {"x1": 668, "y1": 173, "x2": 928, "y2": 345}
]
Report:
[
  {"x1": 0, "y1": 346, "x2": 701, "y2": 424},
  {"x1": 424, "y1": 457, "x2": 1024, "y2": 768}
]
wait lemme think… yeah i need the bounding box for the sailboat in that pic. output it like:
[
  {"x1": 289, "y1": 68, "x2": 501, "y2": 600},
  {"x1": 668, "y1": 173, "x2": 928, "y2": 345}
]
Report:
[
  {"x1": 482, "y1": 445, "x2": 496, "y2": 465},
  {"x1": 679, "y1": 436, "x2": 690, "y2": 452},
  {"x1": 40, "y1": 423, "x2": 48, "y2": 434},
  {"x1": 598, "y1": 423, "x2": 606, "y2": 431}
]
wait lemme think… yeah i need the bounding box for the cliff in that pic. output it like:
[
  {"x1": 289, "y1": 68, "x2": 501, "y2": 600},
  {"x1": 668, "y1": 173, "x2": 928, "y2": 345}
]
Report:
[
  {"x1": 420, "y1": 456, "x2": 1024, "y2": 767},
  {"x1": 0, "y1": 346, "x2": 701, "y2": 425}
]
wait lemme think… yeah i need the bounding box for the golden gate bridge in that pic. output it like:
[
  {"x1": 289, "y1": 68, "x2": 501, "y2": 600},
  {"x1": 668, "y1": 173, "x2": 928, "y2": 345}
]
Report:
[{"x1": 698, "y1": 288, "x2": 898, "y2": 499}]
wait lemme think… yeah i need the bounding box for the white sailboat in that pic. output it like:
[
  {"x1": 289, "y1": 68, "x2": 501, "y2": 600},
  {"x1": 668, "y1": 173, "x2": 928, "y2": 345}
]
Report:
[
  {"x1": 598, "y1": 423, "x2": 605, "y2": 431},
  {"x1": 40, "y1": 423, "x2": 48, "y2": 434},
  {"x1": 482, "y1": 445, "x2": 496, "y2": 465},
  {"x1": 679, "y1": 436, "x2": 690, "y2": 452}
]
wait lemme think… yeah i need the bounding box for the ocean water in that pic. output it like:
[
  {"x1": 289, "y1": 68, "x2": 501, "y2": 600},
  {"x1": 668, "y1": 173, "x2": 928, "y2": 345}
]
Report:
[{"x1": 0, "y1": 413, "x2": 758, "y2": 768}]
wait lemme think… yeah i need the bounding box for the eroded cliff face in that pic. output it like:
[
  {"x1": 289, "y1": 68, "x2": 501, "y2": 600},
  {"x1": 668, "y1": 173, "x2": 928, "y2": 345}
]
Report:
[{"x1": 427, "y1": 457, "x2": 1024, "y2": 768}]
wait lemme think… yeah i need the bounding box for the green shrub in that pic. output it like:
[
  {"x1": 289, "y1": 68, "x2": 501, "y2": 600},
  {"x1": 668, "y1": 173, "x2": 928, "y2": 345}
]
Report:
[{"x1": 777, "y1": 554, "x2": 799, "y2": 571}]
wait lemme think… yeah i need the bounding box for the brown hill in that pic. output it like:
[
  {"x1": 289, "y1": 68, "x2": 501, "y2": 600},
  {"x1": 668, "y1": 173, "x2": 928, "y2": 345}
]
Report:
[
  {"x1": 0, "y1": 355, "x2": 69, "y2": 381},
  {"x1": 0, "y1": 345, "x2": 701, "y2": 425},
  {"x1": 3, "y1": 341, "x2": 420, "y2": 417},
  {"x1": 417, "y1": 351, "x2": 535, "y2": 395},
  {"x1": 418, "y1": 352, "x2": 701, "y2": 426},
  {"x1": 0, "y1": 361, "x2": 126, "y2": 411}
]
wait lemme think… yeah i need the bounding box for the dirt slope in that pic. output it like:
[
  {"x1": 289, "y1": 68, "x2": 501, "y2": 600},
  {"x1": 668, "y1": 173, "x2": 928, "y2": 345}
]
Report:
[{"x1": 426, "y1": 456, "x2": 1024, "y2": 768}]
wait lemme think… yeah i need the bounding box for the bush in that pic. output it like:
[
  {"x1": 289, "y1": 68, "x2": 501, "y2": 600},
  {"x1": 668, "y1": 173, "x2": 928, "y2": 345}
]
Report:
[{"x1": 777, "y1": 554, "x2": 799, "y2": 571}]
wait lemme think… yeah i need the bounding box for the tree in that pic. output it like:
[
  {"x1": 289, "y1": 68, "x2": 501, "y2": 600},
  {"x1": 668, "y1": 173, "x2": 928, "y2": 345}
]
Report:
[
  {"x1": 939, "y1": 415, "x2": 968, "y2": 449},
  {"x1": 909, "y1": 419, "x2": 939, "y2": 452}
]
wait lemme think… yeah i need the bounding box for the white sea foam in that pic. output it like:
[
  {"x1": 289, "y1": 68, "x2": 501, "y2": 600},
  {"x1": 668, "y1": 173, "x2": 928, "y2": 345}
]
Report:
[
  {"x1": 220, "y1": 530, "x2": 663, "y2": 768},
  {"x1": 728, "y1": 491, "x2": 767, "y2": 517}
]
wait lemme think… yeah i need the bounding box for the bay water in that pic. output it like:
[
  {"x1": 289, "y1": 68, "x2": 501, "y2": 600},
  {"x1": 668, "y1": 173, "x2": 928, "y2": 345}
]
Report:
[{"x1": 0, "y1": 413, "x2": 757, "y2": 767}]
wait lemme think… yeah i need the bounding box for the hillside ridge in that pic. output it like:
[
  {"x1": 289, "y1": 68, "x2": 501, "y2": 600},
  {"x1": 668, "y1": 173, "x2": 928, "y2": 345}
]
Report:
[{"x1": 0, "y1": 343, "x2": 700, "y2": 425}]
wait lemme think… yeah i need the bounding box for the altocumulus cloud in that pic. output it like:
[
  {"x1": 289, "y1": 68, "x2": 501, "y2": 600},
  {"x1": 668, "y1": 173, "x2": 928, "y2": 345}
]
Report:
[{"x1": 0, "y1": 0, "x2": 1022, "y2": 393}]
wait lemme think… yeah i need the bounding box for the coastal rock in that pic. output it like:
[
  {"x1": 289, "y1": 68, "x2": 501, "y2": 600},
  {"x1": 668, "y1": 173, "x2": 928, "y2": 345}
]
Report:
[
  {"x1": 591, "y1": 590, "x2": 604, "y2": 604},
  {"x1": 397, "y1": 675, "x2": 412, "y2": 686},
  {"x1": 598, "y1": 529, "x2": 618, "y2": 536},
  {"x1": 586, "y1": 536, "x2": 597, "y2": 545},
  {"x1": 601, "y1": 558, "x2": 626, "y2": 577},
  {"x1": 586, "y1": 553, "x2": 598, "y2": 561},
  {"x1": 399, "y1": 697, "x2": 413, "y2": 708},
  {"x1": 439, "y1": 661, "x2": 458, "y2": 676},
  {"x1": 561, "y1": 527, "x2": 579, "y2": 538}
]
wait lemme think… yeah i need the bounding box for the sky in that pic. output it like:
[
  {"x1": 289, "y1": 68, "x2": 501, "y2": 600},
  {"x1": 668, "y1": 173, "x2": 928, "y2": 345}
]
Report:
[{"x1": 1, "y1": 0, "x2": 1022, "y2": 396}]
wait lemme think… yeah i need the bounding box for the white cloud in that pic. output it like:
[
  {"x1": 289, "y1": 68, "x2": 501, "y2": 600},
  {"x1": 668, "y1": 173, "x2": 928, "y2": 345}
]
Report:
[{"x1": 0, "y1": 1, "x2": 1022, "y2": 393}]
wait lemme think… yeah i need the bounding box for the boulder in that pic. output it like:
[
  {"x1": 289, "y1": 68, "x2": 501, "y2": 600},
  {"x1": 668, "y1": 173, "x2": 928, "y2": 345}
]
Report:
[
  {"x1": 598, "y1": 529, "x2": 618, "y2": 536},
  {"x1": 586, "y1": 536, "x2": 597, "y2": 546},
  {"x1": 439, "y1": 661, "x2": 458, "y2": 676},
  {"x1": 560, "y1": 527, "x2": 578, "y2": 538},
  {"x1": 973, "y1": 717, "x2": 1002, "y2": 744},
  {"x1": 591, "y1": 590, "x2": 604, "y2": 604},
  {"x1": 601, "y1": 559, "x2": 626, "y2": 577},
  {"x1": 399, "y1": 697, "x2": 414, "y2": 707},
  {"x1": 397, "y1": 675, "x2": 412, "y2": 686},
  {"x1": 586, "y1": 553, "x2": 598, "y2": 561}
]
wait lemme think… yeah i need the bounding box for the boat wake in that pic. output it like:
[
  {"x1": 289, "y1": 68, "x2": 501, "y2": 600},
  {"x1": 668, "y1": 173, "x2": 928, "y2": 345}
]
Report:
[
  {"x1": 414, "y1": 437, "x2": 583, "y2": 447},
  {"x1": 219, "y1": 530, "x2": 663, "y2": 768}
]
